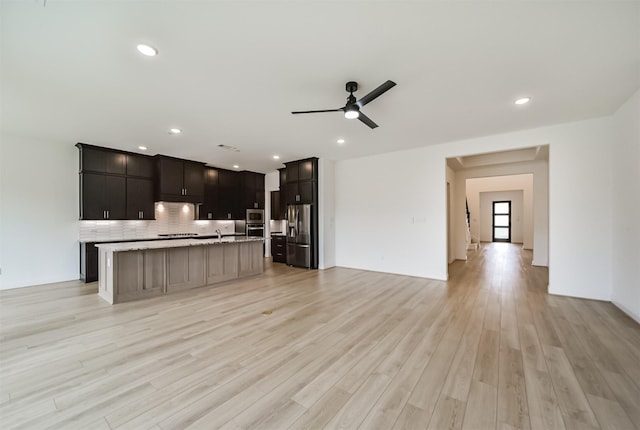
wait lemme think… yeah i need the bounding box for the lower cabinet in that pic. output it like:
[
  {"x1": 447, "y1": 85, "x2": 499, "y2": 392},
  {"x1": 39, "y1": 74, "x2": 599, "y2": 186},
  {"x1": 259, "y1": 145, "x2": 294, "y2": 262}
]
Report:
[
  {"x1": 271, "y1": 235, "x2": 286, "y2": 264},
  {"x1": 80, "y1": 242, "x2": 99, "y2": 282},
  {"x1": 167, "y1": 246, "x2": 205, "y2": 292}
]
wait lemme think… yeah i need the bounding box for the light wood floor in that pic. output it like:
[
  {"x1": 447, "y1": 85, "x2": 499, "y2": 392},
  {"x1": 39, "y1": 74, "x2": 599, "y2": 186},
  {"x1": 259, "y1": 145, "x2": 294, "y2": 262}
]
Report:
[{"x1": 1, "y1": 244, "x2": 639, "y2": 430}]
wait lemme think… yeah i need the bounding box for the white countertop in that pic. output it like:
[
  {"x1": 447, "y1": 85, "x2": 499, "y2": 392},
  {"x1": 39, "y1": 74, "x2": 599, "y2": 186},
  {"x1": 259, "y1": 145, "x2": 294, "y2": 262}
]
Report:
[
  {"x1": 95, "y1": 236, "x2": 263, "y2": 252},
  {"x1": 79, "y1": 233, "x2": 246, "y2": 244}
]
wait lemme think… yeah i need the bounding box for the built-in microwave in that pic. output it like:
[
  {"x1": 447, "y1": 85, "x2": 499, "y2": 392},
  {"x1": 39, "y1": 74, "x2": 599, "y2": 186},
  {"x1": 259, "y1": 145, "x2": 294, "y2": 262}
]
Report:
[{"x1": 246, "y1": 209, "x2": 264, "y2": 224}]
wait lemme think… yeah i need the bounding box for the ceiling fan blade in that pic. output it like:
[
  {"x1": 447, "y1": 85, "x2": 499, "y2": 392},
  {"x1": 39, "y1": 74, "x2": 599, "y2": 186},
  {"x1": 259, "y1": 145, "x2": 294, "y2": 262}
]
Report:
[
  {"x1": 356, "y1": 80, "x2": 397, "y2": 108},
  {"x1": 291, "y1": 108, "x2": 343, "y2": 114},
  {"x1": 358, "y1": 112, "x2": 378, "y2": 129}
]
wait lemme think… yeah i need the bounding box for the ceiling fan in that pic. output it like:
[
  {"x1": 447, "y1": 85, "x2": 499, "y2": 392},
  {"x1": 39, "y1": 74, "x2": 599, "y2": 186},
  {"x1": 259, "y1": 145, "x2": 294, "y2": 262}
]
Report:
[{"x1": 291, "y1": 80, "x2": 396, "y2": 129}]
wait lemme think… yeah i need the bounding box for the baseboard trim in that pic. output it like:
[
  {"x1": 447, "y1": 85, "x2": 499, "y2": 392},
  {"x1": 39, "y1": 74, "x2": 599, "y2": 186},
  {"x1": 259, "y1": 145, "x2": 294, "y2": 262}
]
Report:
[{"x1": 612, "y1": 300, "x2": 640, "y2": 325}]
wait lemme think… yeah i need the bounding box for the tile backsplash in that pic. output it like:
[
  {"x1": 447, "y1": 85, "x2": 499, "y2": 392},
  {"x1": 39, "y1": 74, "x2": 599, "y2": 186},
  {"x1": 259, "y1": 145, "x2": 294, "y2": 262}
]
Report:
[{"x1": 79, "y1": 202, "x2": 237, "y2": 242}]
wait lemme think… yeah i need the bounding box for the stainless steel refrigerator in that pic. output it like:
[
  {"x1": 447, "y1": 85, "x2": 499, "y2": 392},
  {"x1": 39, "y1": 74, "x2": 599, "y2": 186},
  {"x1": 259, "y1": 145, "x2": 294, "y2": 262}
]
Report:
[{"x1": 286, "y1": 204, "x2": 312, "y2": 268}]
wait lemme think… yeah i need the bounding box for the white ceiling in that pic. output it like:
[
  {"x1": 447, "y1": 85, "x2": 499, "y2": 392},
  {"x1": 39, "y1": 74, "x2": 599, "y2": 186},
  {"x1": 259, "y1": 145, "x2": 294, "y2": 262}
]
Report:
[
  {"x1": 447, "y1": 145, "x2": 548, "y2": 171},
  {"x1": 2, "y1": 1, "x2": 639, "y2": 173}
]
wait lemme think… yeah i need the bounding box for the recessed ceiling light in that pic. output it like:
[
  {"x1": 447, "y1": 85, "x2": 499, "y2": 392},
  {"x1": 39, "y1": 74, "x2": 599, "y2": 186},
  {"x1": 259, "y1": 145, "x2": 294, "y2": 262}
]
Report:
[
  {"x1": 515, "y1": 97, "x2": 531, "y2": 105},
  {"x1": 337, "y1": 139, "x2": 345, "y2": 144},
  {"x1": 233, "y1": 165, "x2": 240, "y2": 169},
  {"x1": 138, "y1": 146, "x2": 147, "y2": 150},
  {"x1": 136, "y1": 44, "x2": 158, "y2": 57},
  {"x1": 273, "y1": 155, "x2": 280, "y2": 160},
  {"x1": 169, "y1": 128, "x2": 182, "y2": 134}
]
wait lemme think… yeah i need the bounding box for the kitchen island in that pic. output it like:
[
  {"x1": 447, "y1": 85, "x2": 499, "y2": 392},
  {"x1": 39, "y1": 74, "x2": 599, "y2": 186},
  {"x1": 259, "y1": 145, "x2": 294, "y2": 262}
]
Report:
[{"x1": 96, "y1": 237, "x2": 263, "y2": 304}]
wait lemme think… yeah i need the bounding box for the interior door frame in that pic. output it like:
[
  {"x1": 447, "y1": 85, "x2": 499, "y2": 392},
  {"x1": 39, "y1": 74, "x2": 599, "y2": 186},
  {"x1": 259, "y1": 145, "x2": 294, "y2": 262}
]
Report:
[{"x1": 492, "y1": 200, "x2": 511, "y2": 242}]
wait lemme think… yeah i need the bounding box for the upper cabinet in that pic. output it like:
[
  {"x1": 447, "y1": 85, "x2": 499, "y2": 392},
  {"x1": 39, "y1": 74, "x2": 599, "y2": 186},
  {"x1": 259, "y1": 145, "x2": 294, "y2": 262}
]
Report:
[
  {"x1": 126, "y1": 153, "x2": 154, "y2": 178},
  {"x1": 79, "y1": 145, "x2": 126, "y2": 175},
  {"x1": 199, "y1": 168, "x2": 264, "y2": 220},
  {"x1": 284, "y1": 158, "x2": 317, "y2": 205},
  {"x1": 155, "y1": 155, "x2": 205, "y2": 203},
  {"x1": 270, "y1": 191, "x2": 281, "y2": 220},
  {"x1": 240, "y1": 171, "x2": 265, "y2": 210},
  {"x1": 80, "y1": 173, "x2": 126, "y2": 220},
  {"x1": 77, "y1": 143, "x2": 155, "y2": 220},
  {"x1": 77, "y1": 143, "x2": 265, "y2": 221}
]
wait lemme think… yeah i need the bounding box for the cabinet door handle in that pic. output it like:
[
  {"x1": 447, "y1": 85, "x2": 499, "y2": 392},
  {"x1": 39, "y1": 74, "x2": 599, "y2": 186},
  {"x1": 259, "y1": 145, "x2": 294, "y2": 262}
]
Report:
[
  {"x1": 103, "y1": 210, "x2": 106, "y2": 219},
  {"x1": 105, "y1": 210, "x2": 109, "y2": 219}
]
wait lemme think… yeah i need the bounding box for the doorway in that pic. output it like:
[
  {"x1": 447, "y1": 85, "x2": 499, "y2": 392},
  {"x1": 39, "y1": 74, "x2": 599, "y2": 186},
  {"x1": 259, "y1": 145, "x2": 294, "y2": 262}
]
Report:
[{"x1": 492, "y1": 200, "x2": 511, "y2": 242}]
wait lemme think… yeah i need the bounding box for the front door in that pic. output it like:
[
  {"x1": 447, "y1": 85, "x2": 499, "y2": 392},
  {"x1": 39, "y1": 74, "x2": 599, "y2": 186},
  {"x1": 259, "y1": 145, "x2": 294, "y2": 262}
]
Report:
[{"x1": 492, "y1": 201, "x2": 511, "y2": 242}]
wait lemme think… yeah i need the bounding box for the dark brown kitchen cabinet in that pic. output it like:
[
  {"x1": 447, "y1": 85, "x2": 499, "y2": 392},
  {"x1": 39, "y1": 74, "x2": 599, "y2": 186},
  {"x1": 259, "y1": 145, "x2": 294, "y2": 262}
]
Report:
[
  {"x1": 80, "y1": 172, "x2": 126, "y2": 220},
  {"x1": 78, "y1": 144, "x2": 126, "y2": 175},
  {"x1": 285, "y1": 158, "x2": 315, "y2": 184},
  {"x1": 271, "y1": 235, "x2": 286, "y2": 263},
  {"x1": 155, "y1": 156, "x2": 205, "y2": 203},
  {"x1": 201, "y1": 167, "x2": 253, "y2": 220},
  {"x1": 126, "y1": 153, "x2": 154, "y2": 178},
  {"x1": 270, "y1": 191, "x2": 281, "y2": 220},
  {"x1": 285, "y1": 181, "x2": 314, "y2": 204},
  {"x1": 80, "y1": 242, "x2": 99, "y2": 282},
  {"x1": 212, "y1": 168, "x2": 242, "y2": 220},
  {"x1": 126, "y1": 177, "x2": 155, "y2": 220},
  {"x1": 241, "y1": 171, "x2": 265, "y2": 210},
  {"x1": 199, "y1": 167, "x2": 221, "y2": 220},
  {"x1": 284, "y1": 158, "x2": 317, "y2": 205},
  {"x1": 78, "y1": 143, "x2": 156, "y2": 220}
]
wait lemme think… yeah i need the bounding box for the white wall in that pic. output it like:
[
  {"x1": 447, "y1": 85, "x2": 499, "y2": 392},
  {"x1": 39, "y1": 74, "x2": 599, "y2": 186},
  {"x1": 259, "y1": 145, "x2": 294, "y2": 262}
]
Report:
[
  {"x1": 466, "y1": 174, "x2": 533, "y2": 247},
  {"x1": 446, "y1": 165, "x2": 456, "y2": 264},
  {"x1": 479, "y1": 190, "x2": 524, "y2": 243},
  {"x1": 264, "y1": 170, "x2": 280, "y2": 258},
  {"x1": 334, "y1": 116, "x2": 613, "y2": 301},
  {"x1": 610, "y1": 90, "x2": 640, "y2": 323},
  {"x1": 336, "y1": 146, "x2": 449, "y2": 280},
  {"x1": 318, "y1": 158, "x2": 336, "y2": 270},
  {"x1": 0, "y1": 134, "x2": 79, "y2": 289}
]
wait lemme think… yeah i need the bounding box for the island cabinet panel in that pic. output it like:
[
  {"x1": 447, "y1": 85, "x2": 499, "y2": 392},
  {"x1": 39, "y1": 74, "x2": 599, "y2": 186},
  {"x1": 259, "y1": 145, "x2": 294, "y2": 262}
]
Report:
[
  {"x1": 167, "y1": 247, "x2": 205, "y2": 292},
  {"x1": 115, "y1": 250, "x2": 166, "y2": 302},
  {"x1": 205, "y1": 243, "x2": 239, "y2": 284},
  {"x1": 238, "y1": 241, "x2": 264, "y2": 277},
  {"x1": 97, "y1": 239, "x2": 264, "y2": 304}
]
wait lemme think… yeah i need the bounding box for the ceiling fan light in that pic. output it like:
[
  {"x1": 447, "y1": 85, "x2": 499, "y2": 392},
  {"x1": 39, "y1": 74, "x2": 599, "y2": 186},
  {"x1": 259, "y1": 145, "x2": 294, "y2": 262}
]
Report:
[{"x1": 344, "y1": 106, "x2": 359, "y2": 119}]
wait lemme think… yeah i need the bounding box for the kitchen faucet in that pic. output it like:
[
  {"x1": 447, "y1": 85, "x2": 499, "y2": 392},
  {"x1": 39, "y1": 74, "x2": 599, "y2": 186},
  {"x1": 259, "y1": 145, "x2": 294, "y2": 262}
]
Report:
[{"x1": 215, "y1": 228, "x2": 222, "y2": 240}]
